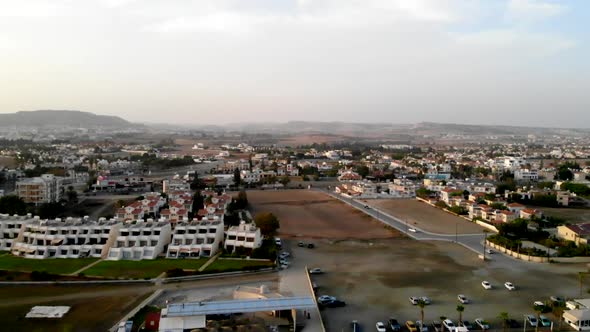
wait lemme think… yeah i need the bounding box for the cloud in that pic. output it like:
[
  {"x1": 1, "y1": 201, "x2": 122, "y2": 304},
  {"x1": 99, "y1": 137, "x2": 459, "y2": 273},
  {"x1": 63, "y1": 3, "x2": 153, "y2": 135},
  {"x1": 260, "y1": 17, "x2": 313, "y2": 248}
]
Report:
[{"x1": 505, "y1": 0, "x2": 566, "y2": 23}]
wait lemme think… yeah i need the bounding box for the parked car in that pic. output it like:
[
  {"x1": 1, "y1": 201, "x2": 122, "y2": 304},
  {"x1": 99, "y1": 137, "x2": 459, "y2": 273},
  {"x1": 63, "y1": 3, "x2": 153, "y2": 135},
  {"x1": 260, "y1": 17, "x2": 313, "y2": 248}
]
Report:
[
  {"x1": 279, "y1": 251, "x2": 290, "y2": 258},
  {"x1": 458, "y1": 294, "x2": 469, "y2": 304},
  {"x1": 307, "y1": 243, "x2": 315, "y2": 249},
  {"x1": 550, "y1": 296, "x2": 565, "y2": 305},
  {"x1": 408, "y1": 228, "x2": 418, "y2": 233},
  {"x1": 526, "y1": 315, "x2": 537, "y2": 327},
  {"x1": 481, "y1": 281, "x2": 492, "y2": 290},
  {"x1": 309, "y1": 268, "x2": 323, "y2": 274},
  {"x1": 539, "y1": 315, "x2": 551, "y2": 327},
  {"x1": 505, "y1": 319, "x2": 520, "y2": 328},
  {"x1": 409, "y1": 296, "x2": 420, "y2": 305},
  {"x1": 461, "y1": 321, "x2": 474, "y2": 330},
  {"x1": 485, "y1": 249, "x2": 493, "y2": 254},
  {"x1": 504, "y1": 282, "x2": 516, "y2": 290},
  {"x1": 352, "y1": 320, "x2": 360, "y2": 332},
  {"x1": 274, "y1": 238, "x2": 282, "y2": 246},
  {"x1": 406, "y1": 321, "x2": 418, "y2": 332},
  {"x1": 443, "y1": 319, "x2": 455, "y2": 331},
  {"x1": 420, "y1": 296, "x2": 431, "y2": 305},
  {"x1": 416, "y1": 320, "x2": 429, "y2": 332},
  {"x1": 389, "y1": 318, "x2": 402, "y2": 331},
  {"x1": 376, "y1": 322, "x2": 387, "y2": 332},
  {"x1": 280, "y1": 263, "x2": 289, "y2": 269},
  {"x1": 431, "y1": 321, "x2": 442, "y2": 332},
  {"x1": 474, "y1": 318, "x2": 490, "y2": 330},
  {"x1": 533, "y1": 301, "x2": 545, "y2": 307}
]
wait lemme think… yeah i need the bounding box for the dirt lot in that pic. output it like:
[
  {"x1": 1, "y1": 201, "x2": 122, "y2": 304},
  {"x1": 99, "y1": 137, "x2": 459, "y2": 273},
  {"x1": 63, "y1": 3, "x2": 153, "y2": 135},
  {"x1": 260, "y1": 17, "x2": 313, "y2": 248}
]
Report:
[
  {"x1": 364, "y1": 199, "x2": 487, "y2": 235},
  {"x1": 542, "y1": 207, "x2": 590, "y2": 224},
  {"x1": 248, "y1": 190, "x2": 399, "y2": 240},
  {"x1": 0, "y1": 284, "x2": 153, "y2": 332},
  {"x1": 291, "y1": 238, "x2": 583, "y2": 332}
]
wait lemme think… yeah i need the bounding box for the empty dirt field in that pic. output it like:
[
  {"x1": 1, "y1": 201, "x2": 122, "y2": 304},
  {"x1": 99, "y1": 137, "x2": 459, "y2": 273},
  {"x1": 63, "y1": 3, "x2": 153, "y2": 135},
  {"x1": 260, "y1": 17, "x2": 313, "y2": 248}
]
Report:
[
  {"x1": 364, "y1": 199, "x2": 486, "y2": 234},
  {"x1": 248, "y1": 190, "x2": 399, "y2": 239}
]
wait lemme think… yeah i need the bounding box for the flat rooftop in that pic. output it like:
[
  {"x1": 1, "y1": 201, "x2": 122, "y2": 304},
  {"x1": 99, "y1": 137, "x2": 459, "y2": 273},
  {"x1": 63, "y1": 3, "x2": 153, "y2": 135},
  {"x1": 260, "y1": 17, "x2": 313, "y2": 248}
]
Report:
[
  {"x1": 26, "y1": 306, "x2": 70, "y2": 319},
  {"x1": 163, "y1": 297, "x2": 315, "y2": 317}
]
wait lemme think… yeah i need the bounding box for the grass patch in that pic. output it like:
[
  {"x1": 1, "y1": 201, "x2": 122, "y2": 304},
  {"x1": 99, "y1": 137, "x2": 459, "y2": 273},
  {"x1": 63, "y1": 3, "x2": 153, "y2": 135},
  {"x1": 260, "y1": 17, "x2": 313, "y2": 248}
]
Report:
[
  {"x1": 84, "y1": 258, "x2": 207, "y2": 279},
  {"x1": 0, "y1": 255, "x2": 98, "y2": 275},
  {"x1": 204, "y1": 259, "x2": 274, "y2": 273}
]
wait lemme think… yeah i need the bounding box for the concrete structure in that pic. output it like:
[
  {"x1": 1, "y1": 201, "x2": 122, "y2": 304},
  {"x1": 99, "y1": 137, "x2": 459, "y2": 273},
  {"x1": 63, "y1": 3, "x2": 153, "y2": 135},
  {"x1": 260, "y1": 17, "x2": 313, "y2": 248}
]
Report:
[
  {"x1": 16, "y1": 174, "x2": 64, "y2": 204},
  {"x1": 225, "y1": 221, "x2": 262, "y2": 253},
  {"x1": 0, "y1": 213, "x2": 34, "y2": 251},
  {"x1": 557, "y1": 224, "x2": 590, "y2": 245},
  {"x1": 12, "y1": 217, "x2": 121, "y2": 259},
  {"x1": 514, "y1": 169, "x2": 539, "y2": 182},
  {"x1": 107, "y1": 220, "x2": 171, "y2": 260},
  {"x1": 26, "y1": 306, "x2": 70, "y2": 319},
  {"x1": 166, "y1": 220, "x2": 224, "y2": 258},
  {"x1": 564, "y1": 308, "x2": 590, "y2": 331}
]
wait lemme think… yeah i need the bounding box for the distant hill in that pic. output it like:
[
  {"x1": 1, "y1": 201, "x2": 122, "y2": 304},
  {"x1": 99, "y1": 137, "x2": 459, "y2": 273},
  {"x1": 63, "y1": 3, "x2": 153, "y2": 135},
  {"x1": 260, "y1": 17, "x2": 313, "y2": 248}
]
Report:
[{"x1": 0, "y1": 110, "x2": 135, "y2": 128}]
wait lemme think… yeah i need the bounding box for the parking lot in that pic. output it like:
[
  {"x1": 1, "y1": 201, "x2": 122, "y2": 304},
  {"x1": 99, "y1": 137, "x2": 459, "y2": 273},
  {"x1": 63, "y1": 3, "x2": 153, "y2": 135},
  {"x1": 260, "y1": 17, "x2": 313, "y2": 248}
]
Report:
[{"x1": 283, "y1": 238, "x2": 583, "y2": 332}]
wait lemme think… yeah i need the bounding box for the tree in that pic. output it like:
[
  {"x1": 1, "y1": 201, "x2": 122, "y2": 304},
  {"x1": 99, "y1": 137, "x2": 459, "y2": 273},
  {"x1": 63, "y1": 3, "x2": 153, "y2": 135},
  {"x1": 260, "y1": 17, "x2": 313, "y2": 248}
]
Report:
[
  {"x1": 417, "y1": 299, "x2": 426, "y2": 332},
  {"x1": 190, "y1": 172, "x2": 205, "y2": 190},
  {"x1": 254, "y1": 212, "x2": 280, "y2": 237},
  {"x1": 192, "y1": 191, "x2": 204, "y2": 214},
  {"x1": 498, "y1": 312, "x2": 509, "y2": 332},
  {"x1": 38, "y1": 202, "x2": 62, "y2": 219},
  {"x1": 279, "y1": 176, "x2": 290, "y2": 186},
  {"x1": 235, "y1": 190, "x2": 248, "y2": 209},
  {"x1": 355, "y1": 165, "x2": 370, "y2": 178},
  {"x1": 115, "y1": 200, "x2": 126, "y2": 209},
  {"x1": 0, "y1": 195, "x2": 27, "y2": 215},
  {"x1": 456, "y1": 305, "x2": 465, "y2": 324},
  {"x1": 233, "y1": 168, "x2": 241, "y2": 187}
]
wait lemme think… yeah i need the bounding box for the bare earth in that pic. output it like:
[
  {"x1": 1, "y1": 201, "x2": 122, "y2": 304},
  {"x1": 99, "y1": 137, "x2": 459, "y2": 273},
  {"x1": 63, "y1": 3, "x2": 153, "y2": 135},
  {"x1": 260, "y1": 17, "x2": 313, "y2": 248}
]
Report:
[
  {"x1": 364, "y1": 199, "x2": 487, "y2": 234},
  {"x1": 248, "y1": 190, "x2": 399, "y2": 240}
]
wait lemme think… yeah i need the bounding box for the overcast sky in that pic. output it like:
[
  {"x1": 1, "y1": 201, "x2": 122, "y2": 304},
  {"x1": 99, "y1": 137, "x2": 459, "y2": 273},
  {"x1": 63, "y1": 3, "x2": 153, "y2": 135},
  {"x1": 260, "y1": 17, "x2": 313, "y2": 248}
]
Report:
[{"x1": 0, "y1": 0, "x2": 588, "y2": 127}]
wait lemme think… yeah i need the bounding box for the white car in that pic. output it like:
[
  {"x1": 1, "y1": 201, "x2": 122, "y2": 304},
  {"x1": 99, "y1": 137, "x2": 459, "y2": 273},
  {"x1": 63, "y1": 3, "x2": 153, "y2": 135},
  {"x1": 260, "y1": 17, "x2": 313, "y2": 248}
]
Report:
[
  {"x1": 533, "y1": 301, "x2": 545, "y2": 307},
  {"x1": 526, "y1": 315, "x2": 537, "y2": 327},
  {"x1": 420, "y1": 296, "x2": 431, "y2": 305},
  {"x1": 458, "y1": 294, "x2": 470, "y2": 304},
  {"x1": 416, "y1": 320, "x2": 429, "y2": 332},
  {"x1": 442, "y1": 319, "x2": 455, "y2": 331},
  {"x1": 485, "y1": 249, "x2": 493, "y2": 254},
  {"x1": 317, "y1": 295, "x2": 336, "y2": 305},
  {"x1": 504, "y1": 282, "x2": 516, "y2": 290},
  {"x1": 481, "y1": 281, "x2": 492, "y2": 290},
  {"x1": 376, "y1": 322, "x2": 387, "y2": 332},
  {"x1": 475, "y1": 318, "x2": 490, "y2": 330},
  {"x1": 309, "y1": 268, "x2": 323, "y2": 274},
  {"x1": 408, "y1": 228, "x2": 417, "y2": 233},
  {"x1": 409, "y1": 296, "x2": 420, "y2": 305}
]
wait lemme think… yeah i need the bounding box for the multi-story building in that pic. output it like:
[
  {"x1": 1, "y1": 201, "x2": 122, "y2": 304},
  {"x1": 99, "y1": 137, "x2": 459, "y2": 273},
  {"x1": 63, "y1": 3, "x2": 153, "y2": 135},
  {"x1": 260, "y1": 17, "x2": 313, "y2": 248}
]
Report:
[
  {"x1": 16, "y1": 174, "x2": 64, "y2": 204},
  {"x1": 224, "y1": 221, "x2": 262, "y2": 253},
  {"x1": 514, "y1": 169, "x2": 539, "y2": 182},
  {"x1": 166, "y1": 220, "x2": 224, "y2": 258},
  {"x1": 162, "y1": 179, "x2": 191, "y2": 193},
  {"x1": 0, "y1": 214, "x2": 34, "y2": 251},
  {"x1": 11, "y1": 217, "x2": 121, "y2": 259},
  {"x1": 107, "y1": 220, "x2": 171, "y2": 260}
]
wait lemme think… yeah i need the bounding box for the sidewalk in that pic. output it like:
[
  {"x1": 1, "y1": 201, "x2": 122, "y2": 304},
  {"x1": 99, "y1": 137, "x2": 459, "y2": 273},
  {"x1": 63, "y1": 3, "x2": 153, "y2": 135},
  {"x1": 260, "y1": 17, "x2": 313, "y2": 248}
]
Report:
[{"x1": 70, "y1": 258, "x2": 103, "y2": 276}]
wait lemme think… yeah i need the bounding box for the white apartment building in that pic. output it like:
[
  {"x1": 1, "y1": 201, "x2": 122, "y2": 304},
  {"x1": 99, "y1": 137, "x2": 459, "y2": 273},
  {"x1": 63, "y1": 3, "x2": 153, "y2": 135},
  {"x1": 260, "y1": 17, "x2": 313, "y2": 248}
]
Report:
[
  {"x1": 225, "y1": 221, "x2": 262, "y2": 253},
  {"x1": 162, "y1": 179, "x2": 191, "y2": 193},
  {"x1": 107, "y1": 220, "x2": 171, "y2": 260},
  {"x1": 16, "y1": 174, "x2": 65, "y2": 204},
  {"x1": 514, "y1": 169, "x2": 539, "y2": 182},
  {"x1": 0, "y1": 214, "x2": 34, "y2": 251},
  {"x1": 388, "y1": 179, "x2": 417, "y2": 197},
  {"x1": 166, "y1": 220, "x2": 224, "y2": 258},
  {"x1": 11, "y1": 217, "x2": 121, "y2": 259}
]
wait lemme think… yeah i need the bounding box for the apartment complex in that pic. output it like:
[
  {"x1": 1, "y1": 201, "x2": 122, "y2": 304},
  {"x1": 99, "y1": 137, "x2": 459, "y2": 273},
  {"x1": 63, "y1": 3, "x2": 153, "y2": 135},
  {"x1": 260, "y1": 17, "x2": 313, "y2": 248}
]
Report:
[
  {"x1": 11, "y1": 217, "x2": 121, "y2": 259},
  {"x1": 16, "y1": 174, "x2": 65, "y2": 204},
  {"x1": 225, "y1": 221, "x2": 262, "y2": 253},
  {"x1": 0, "y1": 214, "x2": 34, "y2": 251},
  {"x1": 107, "y1": 220, "x2": 171, "y2": 260},
  {"x1": 166, "y1": 220, "x2": 224, "y2": 258}
]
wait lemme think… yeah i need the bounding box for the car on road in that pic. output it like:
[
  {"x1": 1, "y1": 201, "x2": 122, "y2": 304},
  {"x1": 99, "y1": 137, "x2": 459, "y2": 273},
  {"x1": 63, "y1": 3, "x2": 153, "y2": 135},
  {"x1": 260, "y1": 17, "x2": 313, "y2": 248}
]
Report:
[
  {"x1": 408, "y1": 228, "x2": 418, "y2": 233},
  {"x1": 474, "y1": 318, "x2": 490, "y2": 330},
  {"x1": 416, "y1": 320, "x2": 429, "y2": 332},
  {"x1": 460, "y1": 321, "x2": 474, "y2": 330},
  {"x1": 526, "y1": 315, "x2": 537, "y2": 327},
  {"x1": 443, "y1": 319, "x2": 455, "y2": 331},
  {"x1": 504, "y1": 282, "x2": 516, "y2": 290},
  {"x1": 481, "y1": 281, "x2": 492, "y2": 289},
  {"x1": 485, "y1": 249, "x2": 493, "y2": 254},
  {"x1": 298, "y1": 241, "x2": 305, "y2": 247},
  {"x1": 406, "y1": 321, "x2": 418, "y2": 332},
  {"x1": 307, "y1": 243, "x2": 315, "y2": 249},
  {"x1": 352, "y1": 320, "x2": 360, "y2": 332},
  {"x1": 458, "y1": 294, "x2": 469, "y2": 304},
  {"x1": 376, "y1": 322, "x2": 387, "y2": 332},
  {"x1": 309, "y1": 268, "x2": 323, "y2": 274},
  {"x1": 364, "y1": 205, "x2": 370, "y2": 209},
  {"x1": 274, "y1": 238, "x2": 282, "y2": 247},
  {"x1": 389, "y1": 318, "x2": 401, "y2": 331},
  {"x1": 409, "y1": 296, "x2": 420, "y2": 305},
  {"x1": 539, "y1": 315, "x2": 551, "y2": 327},
  {"x1": 420, "y1": 296, "x2": 431, "y2": 304},
  {"x1": 317, "y1": 295, "x2": 336, "y2": 305},
  {"x1": 431, "y1": 321, "x2": 442, "y2": 332}
]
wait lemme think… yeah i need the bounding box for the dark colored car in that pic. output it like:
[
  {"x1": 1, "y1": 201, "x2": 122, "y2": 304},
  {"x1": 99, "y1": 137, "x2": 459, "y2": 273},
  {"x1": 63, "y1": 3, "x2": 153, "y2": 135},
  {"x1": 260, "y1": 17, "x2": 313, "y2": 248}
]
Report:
[
  {"x1": 307, "y1": 243, "x2": 315, "y2": 249},
  {"x1": 389, "y1": 318, "x2": 401, "y2": 331},
  {"x1": 324, "y1": 300, "x2": 346, "y2": 308},
  {"x1": 461, "y1": 321, "x2": 474, "y2": 330}
]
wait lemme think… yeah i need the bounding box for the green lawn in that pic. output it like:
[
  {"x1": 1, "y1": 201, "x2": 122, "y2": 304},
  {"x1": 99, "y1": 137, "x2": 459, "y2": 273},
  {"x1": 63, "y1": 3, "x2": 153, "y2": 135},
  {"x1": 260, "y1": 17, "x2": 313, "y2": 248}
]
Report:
[
  {"x1": 0, "y1": 255, "x2": 98, "y2": 275},
  {"x1": 204, "y1": 259, "x2": 274, "y2": 273},
  {"x1": 84, "y1": 258, "x2": 207, "y2": 279}
]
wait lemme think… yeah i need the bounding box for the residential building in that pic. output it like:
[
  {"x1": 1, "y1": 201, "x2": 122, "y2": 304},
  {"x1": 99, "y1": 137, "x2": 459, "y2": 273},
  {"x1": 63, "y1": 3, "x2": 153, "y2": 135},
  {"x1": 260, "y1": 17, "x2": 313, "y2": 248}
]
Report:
[
  {"x1": 16, "y1": 174, "x2": 65, "y2": 204},
  {"x1": 337, "y1": 170, "x2": 362, "y2": 182},
  {"x1": 107, "y1": 220, "x2": 172, "y2": 260},
  {"x1": 520, "y1": 208, "x2": 542, "y2": 220},
  {"x1": 162, "y1": 179, "x2": 191, "y2": 193},
  {"x1": 166, "y1": 220, "x2": 224, "y2": 258},
  {"x1": 0, "y1": 214, "x2": 34, "y2": 251},
  {"x1": 507, "y1": 203, "x2": 526, "y2": 214},
  {"x1": 514, "y1": 169, "x2": 539, "y2": 182},
  {"x1": 224, "y1": 221, "x2": 262, "y2": 253},
  {"x1": 557, "y1": 224, "x2": 590, "y2": 245},
  {"x1": 11, "y1": 217, "x2": 121, "y2": 259}
]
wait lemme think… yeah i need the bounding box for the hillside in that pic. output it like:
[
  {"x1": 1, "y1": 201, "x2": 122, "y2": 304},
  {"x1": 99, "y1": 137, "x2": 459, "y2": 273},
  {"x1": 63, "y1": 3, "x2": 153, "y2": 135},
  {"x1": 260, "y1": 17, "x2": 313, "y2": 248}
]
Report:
[{"x1": 0, "y1": 110, "x2": 133, "y2": 128}]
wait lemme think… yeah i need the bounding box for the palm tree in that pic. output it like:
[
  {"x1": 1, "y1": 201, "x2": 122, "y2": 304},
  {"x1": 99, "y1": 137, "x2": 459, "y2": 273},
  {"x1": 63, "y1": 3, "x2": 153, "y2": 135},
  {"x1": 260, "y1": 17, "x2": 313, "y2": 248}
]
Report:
[
  {"x1": 457, "y1": 305, "x2": 465, "y2": 324},
  {"x1": 498, "y1": 312, "x2": 509, "y2": 332},
  {"x1": 418, "y1": 299, "x2": 426, "y2": 332}
]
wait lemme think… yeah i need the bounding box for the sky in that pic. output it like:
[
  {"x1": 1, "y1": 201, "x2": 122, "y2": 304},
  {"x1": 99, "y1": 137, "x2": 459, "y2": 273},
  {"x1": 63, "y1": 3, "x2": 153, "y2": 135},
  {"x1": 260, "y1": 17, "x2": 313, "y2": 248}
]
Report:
[{"x1": 0, "y1": 0, "x2": 588, "y2": 127}]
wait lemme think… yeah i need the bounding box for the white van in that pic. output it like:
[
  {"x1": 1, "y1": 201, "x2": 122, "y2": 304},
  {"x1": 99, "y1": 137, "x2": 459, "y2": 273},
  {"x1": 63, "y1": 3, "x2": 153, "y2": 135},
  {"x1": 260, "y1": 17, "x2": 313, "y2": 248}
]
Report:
[{"x1": 275, "y1": 238, "x2": 282, "y2": 246}]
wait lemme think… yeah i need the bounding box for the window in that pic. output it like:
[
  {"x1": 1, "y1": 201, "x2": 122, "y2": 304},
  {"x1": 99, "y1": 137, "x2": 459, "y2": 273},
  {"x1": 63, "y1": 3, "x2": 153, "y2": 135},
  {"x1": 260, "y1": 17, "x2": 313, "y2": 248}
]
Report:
[{"x1": 228, "y1": 235, "x2": 236, "y2": 240}]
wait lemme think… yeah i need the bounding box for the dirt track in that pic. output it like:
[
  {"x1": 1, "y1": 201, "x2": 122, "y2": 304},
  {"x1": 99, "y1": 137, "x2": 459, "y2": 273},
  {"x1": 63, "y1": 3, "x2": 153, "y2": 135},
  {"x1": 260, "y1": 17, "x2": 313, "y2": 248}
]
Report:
[{"x1": 248, "y1": 190, "x2": 399, "y2": 240}]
